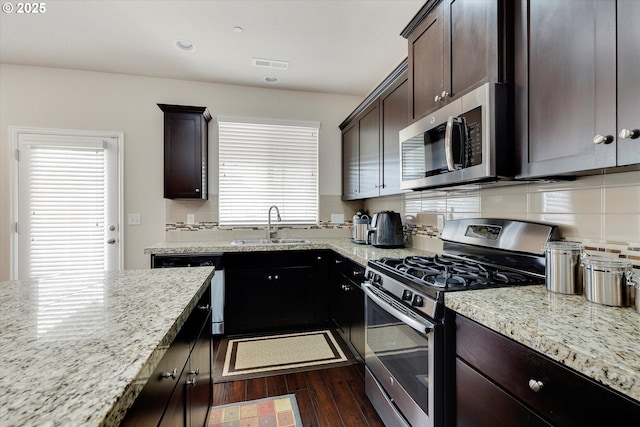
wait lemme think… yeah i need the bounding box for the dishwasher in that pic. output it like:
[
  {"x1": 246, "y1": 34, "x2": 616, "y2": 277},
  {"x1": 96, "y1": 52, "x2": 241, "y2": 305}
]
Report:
[{"x1": 151, "y1": 253, "x2": 225, "y2": 335}]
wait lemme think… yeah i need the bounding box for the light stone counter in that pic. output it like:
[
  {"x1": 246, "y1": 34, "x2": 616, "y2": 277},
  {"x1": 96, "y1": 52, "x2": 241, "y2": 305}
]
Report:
[
  {"x1": 144, "y1": 238, "x2": 433, "y2": 267},
  {"x1": 445, "y1": 285, "x2": 640, "y2": 402},
  {"x1": 0, "y1": 267, "x2": 214, "y2": 427}
]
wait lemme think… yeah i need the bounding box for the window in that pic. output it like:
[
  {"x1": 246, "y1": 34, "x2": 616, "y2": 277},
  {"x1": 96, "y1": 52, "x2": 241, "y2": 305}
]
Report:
[{"x1": 218, "y1": 117, "x2": 319, "y2": 225}]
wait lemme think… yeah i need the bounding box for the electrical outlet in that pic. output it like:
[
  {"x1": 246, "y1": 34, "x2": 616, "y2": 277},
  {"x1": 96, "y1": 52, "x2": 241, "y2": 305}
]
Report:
[
  {"x1": 187, "y1": 214, "x2": 195, "y2": 225},
  {"x1": 437, "y1": 215, "x2": 445, "y2": 231},
  {"x1": 331, "y1": 213, "x2": 345, "y2": 224},
  {"x1": 128, "y1": 213, "x2": 141, "y2": 225}
]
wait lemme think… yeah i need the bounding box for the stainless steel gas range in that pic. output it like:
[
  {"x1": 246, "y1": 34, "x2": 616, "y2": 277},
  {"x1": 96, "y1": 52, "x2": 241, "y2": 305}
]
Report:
[{"x1": 363, "y1": 218, "x2": 559, "y2": 427}]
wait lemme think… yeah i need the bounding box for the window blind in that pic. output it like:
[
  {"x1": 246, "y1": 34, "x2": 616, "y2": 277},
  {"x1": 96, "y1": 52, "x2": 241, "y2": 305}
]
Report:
[
  {"x1": 25, "y1": 145, "x2": 106, "y2": 277},
  {"x1": 218, "y1": 119, "x2": 319, "y2": 225}
]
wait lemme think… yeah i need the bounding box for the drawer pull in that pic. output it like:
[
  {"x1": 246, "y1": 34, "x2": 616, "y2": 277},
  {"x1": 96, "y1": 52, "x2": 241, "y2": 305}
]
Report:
[
  {"x1": 528, "y1": 379, "x2": 544, "y2": 392},
  {"x1": 189, "y1": 368, "x2": 199, "y2": 376},
  {"x1": 197, "y1": 304, "x2": 210, "y2": 311},
  {"x1": 160, "y1": 368, "x2": 177, "y2": 380},
  {"x1": 186, "y1": 378, "x2": 196, "y2": 387}
]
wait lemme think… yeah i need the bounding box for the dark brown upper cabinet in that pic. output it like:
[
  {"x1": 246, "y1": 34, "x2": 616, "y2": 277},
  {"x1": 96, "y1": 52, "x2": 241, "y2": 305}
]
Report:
[
  {"x1": 340, "y1": 62, "x2": 408, "y2": 200},
  {"x1": 403, "y1": 0, "x2": 509, "y2": 123},
  {"x1": 515, "y1": 0, "x2": 640, "y2": 178},
  {"x1": 158, "y1": 104, "x2": 211, "y2": 199}
]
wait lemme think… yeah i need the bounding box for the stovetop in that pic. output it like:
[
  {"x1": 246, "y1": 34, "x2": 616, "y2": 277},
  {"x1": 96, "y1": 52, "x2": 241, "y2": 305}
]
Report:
[{"x1": 369, "y1": 254, "x2": 543, "y2": 293}]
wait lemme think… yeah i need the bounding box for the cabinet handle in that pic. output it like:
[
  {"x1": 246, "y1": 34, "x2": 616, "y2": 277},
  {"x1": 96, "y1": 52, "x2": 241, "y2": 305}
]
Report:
[
  {"x1": 335, "y1": 259, "x2": 344, "y2": 265},
  {"x1": 189, "y1": 368, "x2": 199, "y2": 376},
  {"x1": 619, "y1": 128, "x2": 640, "y2": 140},
  {"x1": 352, "y1": 270, "x2": 362, "y2": 277},
  {"x1": 441, "y1": 91, "x2": 449, "y2": 99},
  {"x1": 186, "y1": 378, "x2": 196, "y2": 387},
  {"x1": 528, "y1": 379, "x2": 544, "y2": 392},
  {"x1": 268, "y1": 275, "x2": 279, "y2": 280},
  {"x1": 197, "y1": 304, "x2": 210, "y2": 311},
  {"x1": 195, "y1": 188, "x2": 200, "y2": 193},
  {"x1": 434, "y1": 95, "x2": 442, "y2": 102},
  {"x1": 317, "y1": 256, "x2": 323, "y2": 261},
  {"x1": 160, "y1": 368, "x2": 177, "y2": 380},
  {"x1": 593, "y1": 134, "x2": 614, "y2": 144}
]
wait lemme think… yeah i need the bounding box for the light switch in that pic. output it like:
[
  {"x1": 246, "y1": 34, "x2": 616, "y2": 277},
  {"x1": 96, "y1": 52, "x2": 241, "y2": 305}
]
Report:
[{"x1": 128, "y1": 213, "x2": 141, "y2": 225}]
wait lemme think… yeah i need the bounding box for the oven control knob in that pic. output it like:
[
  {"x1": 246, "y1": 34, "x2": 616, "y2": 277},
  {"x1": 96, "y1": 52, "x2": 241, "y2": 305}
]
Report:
[
  {"x1": 402, "y1": 290, "x2": 413, "y2": 301},
  {"x1": 412, "y1": 295, "x2": 424, "y2": 307},
  {"x1": 373, "y1": 274, "x2": 382, "y2": 284}
]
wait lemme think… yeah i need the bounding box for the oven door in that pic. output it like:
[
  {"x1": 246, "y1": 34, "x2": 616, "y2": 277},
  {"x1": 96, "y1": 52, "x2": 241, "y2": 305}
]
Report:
[{"x1": 363, "y1": 283, "x2": 439, "y2": 427}]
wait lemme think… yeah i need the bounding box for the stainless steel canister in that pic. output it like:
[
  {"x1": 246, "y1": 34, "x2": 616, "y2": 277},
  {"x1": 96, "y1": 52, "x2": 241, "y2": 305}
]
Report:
[
  {"x1": 352, "y1": 215, "x2": 370, "y2": 244},
  {"x1": 544, "y1": 242, "x2": 584, "y2": 294},
  {"x1": 582, "y1": 257, "x2": 635, "y2": 307}
]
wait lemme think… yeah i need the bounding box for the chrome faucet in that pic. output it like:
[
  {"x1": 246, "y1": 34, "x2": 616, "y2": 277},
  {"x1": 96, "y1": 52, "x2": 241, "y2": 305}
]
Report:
[{"x1": 267, "y1": 205, "x2": 281, "y2": 238}]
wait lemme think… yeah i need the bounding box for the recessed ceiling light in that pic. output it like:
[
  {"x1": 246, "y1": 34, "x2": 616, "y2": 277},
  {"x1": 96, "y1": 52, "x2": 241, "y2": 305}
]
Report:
[
  {"x1": 264, "y1": 77, "x2": 280, "y2": 84},
  {"x1": 233, "y1": 26, "x2": 244, "y2": 33},
  {"x1": 175, "y1": 40, "x2": 195, "y2": 52}
]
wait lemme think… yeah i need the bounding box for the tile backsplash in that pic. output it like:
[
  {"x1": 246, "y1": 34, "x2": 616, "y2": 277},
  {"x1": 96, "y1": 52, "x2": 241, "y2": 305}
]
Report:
[{"x1": 165, "y1": 170, "x2": 639, "y2": 265}]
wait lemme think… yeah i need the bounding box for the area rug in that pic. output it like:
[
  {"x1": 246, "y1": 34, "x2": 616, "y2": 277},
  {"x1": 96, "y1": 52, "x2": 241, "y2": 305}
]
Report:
[
  {"x1": 207, "y1": 394, "x2": 302, "y2": 427},
  {"x1": 214, "y1": 329, "x2": 356, "y2": 382}
]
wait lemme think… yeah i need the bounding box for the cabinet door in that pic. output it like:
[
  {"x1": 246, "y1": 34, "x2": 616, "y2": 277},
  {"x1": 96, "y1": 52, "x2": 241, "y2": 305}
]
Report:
[
  {"x1": 160, "y1": 367, "x2": 188, "y2": 427},
  {"x1": 342, "y1": 123, "x2": 360, "y2": 200},
  {"x1": 358, "y1": 103, "x2": 381, "y2": 198},
  {"x1": 446, "y1": 0, "x2": 499, "y2": 98},
  {"x1": 225, "y1": 268, "x2": 271, "y2": 334},
  {"x1": 160, "y1": 105, "x2": 210, "y2": 200},
  {"x1": 516, "y1": 0, "x2": 617, "y2": 177},
  {"x1": 272, "y1": 265, "x2": 315, "y2": 329},
  {"x1": 408, "y1": 1, "x2": 444, "y2": 121},
  {"x1": 380, "y1": 77, "x2": 408, "y2": 196},
  {"x1": 616, "y1": 0, "x2": 640, "y2": 165},
  {"x1": 188, "y1": 315, "x2": 212, "y2": 427},
  {"x1": 347, "y1": 284, "x2": 365, "y2": 361}
]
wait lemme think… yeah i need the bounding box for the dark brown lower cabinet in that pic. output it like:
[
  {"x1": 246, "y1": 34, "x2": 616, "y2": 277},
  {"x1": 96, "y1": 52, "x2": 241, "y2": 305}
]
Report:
[
  {"x1": 453, "y1": 312, "x2": 640, "y2": 426},
  {"x1": 330, "y1": 254, "x2": 365, "y2": 362},
  {"x1": 122, "y1": 286, "x2": 212, "y2": 427},
  {"x1": 224, "y1": 250, "x2": 330, "y2": 335}
]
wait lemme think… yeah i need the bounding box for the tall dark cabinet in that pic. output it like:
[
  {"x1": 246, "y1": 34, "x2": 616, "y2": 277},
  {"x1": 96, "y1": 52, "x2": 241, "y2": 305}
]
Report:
[
  {"x1": 158, "y1": 104, "x2": 211, "y2": 199},
  {"x1": 340, "y1": 62, "x2": 408, "y2": 200},
  {"x1": 403, "y1": 0, "x2": 508, "y2": 123},
  {"x1": 515, "y1": 0, "x2": 640, "y2": 178}
]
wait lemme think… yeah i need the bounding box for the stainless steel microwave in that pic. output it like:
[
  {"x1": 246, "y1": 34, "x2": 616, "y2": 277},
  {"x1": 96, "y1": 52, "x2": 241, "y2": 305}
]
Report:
[{"x1": 399, "y1": 83, "x2": 512, "y2": 190}]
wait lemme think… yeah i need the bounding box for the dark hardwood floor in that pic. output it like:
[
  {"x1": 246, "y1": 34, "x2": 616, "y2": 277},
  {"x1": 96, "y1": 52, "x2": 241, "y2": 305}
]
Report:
[{"x1": 211, "y1": 337, "x2": 385, "y2": 427}]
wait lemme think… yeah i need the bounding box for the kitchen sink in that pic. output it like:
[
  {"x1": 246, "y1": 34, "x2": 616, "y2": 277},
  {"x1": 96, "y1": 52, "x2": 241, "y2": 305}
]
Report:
[{"x1": 230, "y1": 238, "x2": 310, "y2": 245}]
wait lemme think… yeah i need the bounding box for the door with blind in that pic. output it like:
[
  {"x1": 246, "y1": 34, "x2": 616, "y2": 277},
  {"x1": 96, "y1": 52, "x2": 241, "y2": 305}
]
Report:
[{"x1": 12, "y1": 128, "x2": 122, "y2": 280}]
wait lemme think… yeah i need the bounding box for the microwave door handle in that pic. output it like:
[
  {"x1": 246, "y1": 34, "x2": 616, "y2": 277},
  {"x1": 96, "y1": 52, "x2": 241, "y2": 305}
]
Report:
[
  {"x1": 444, "y1": 116, "x2": 456, "y2": 171},
  {"x1": 363, "y1": 284, "x2": 434, "y2": 335}
]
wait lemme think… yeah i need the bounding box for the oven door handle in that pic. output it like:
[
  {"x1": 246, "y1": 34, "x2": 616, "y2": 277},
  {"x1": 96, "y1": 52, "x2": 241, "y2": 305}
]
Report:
[{"x1": 363, "y1": 284, "x2": 434, "y2": 335}]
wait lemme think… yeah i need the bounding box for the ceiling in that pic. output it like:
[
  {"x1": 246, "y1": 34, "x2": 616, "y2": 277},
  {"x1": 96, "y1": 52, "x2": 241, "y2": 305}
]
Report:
[{"x1": 0, "y1": 0, "x2": 425, "y2": 96}]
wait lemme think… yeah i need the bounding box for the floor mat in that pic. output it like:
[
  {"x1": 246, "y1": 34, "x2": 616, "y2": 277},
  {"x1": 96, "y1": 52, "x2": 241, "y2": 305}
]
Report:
[
  {"x1": 207, "y1": 394, "x2": 302, "y2": 427},
  {"x1": 214, "y1": 329, "x2": 357, "y2": 382}
]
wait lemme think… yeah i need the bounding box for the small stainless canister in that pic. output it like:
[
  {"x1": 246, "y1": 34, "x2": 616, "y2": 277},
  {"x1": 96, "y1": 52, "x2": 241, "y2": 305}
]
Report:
[
  {"x1": 582, "y1": 257, "x2": 635, "y2": 307},
  {"x1": 544, "y1": 241, "x2": 584, "y2": 294}
]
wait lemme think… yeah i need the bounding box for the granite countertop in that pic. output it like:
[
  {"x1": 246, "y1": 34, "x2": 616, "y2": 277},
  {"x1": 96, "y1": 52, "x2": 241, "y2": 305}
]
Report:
[
  {"x1": 0, "y1": 267, "x2": 215, "y2": 427},
  {"x1": 144, "y1": 238, "x2": 432, "y2": 267},
  {"x1": 445, "y1": 285, "x2": 640, "y2": 402}
]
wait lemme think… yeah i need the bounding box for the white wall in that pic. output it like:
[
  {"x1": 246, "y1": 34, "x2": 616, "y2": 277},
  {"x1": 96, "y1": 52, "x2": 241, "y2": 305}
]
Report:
[{"x1": 0, "y1": 64, "x2": 361, "y2": 280}]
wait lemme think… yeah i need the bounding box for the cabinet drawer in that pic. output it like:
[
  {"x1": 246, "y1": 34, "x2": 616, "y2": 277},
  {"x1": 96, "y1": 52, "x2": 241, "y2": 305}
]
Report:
[
  {"x1": 456, "y1": 358, "x2": 551, "y2": 427},
  {"x1": 455, "y1": 314, "x2": 640, "y2": 426},
  {"x1": 334, "y1": 255, "x2": 365, "y2": 285}
]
